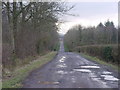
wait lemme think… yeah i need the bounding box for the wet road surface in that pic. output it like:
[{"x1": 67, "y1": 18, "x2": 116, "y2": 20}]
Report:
[{"x1": 23, "y1": 40, "x2": 119, "y2": 88}]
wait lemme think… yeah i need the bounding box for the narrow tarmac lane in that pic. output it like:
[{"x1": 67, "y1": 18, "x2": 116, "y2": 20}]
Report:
[{"x1": 23, "y1": 40, "x2": 119, "y2": 88}]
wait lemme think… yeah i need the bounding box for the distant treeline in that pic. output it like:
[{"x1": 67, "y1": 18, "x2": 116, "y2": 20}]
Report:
[
  {"x1": 2, "y1": 2, "x2": 70, "y2": 70},
  {"x1": 64, "y1": 21, "x2": 118, "y2": 63}
]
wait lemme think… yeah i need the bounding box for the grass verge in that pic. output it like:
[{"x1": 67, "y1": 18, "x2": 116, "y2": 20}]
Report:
[
  {"x1": 64, "y1": 44, "x2": 69, "y2": 52},
  {"x1": 2, "y1": 51, "x2": 57, "y2": 88},
  {"x1": 80, "y1": 53, "x2": 119, "y2": 71},
  {"x1": 53, "y1": 42, "x2": 60, "y2": 51}
]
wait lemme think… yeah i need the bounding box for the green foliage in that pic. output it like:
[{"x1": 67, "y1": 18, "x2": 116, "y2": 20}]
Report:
[
  {"x1": 103, "y1": 46, "x2": 113, "y2": 62},
  {"x1": 53, "y1": 42, "x2": 60, "y2": 51},
  {"x1": 64, "y1": 43, "x2": 70, "y2": 52},
  {"x1": 74, "y1": 45, "x2": 118, "y2": 63}
]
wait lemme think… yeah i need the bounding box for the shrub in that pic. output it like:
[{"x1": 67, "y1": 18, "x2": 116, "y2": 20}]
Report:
[
  {"x1": 103, "y1": 46, "x2": 113, "y2": 62},
  {"x1": 74, "y1": 44, "x2": 118, "y2": 63}
]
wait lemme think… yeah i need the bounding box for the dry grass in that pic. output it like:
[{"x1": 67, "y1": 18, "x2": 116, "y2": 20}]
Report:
[{"x1": 2, "y1": 51, "x2": 57, "y2": 88}]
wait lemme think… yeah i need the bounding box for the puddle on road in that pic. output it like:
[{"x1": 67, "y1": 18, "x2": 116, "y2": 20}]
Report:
[
  {"x1": 92, "y1": 77, "x2": 101, "y2": 81},
  {"x1": 71, "y1": 76, "x2": 76, "y2": 83},
  {"x1": 38, "y1": 81, "x2": 59, "y2": 85},
  {"x1": 76, "y1": 56, "x2": 80, "y2": 58},
  {"x1": 89, "y1": 72, "x2": 108, "y2": 88},
  {"x1": 73, "y1": 69, "x2": 91, "y2": 73},
  {"x1": 80, "y1": 66, "x2": 100, "y2": 69},
  {"x1": 102, "y1": 71, "x2": 112, "y2": 74},
  {"x1": 101, "y1": 75, "x2": 119, "y2": 81},
  {"x1": 89, "y1": 73, "x2": 97, "y2": 78},
  {"x1": 57, "y1": 63, "x2": 67, "y2": 68},
  {"x1": 56, "y1": 70, "x2": 68, "y2": 74},
  {"x1": 59, "y1": 56, "x2": 66, "y2": 62},
  {"x1": 92, "y1": 77, "x2": 108, "y2": 87},
  {"x1": 69, "y1": 71, "x2": 75, "y2": 74}
]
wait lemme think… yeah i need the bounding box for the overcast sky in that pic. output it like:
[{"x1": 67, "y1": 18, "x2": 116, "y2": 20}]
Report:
[{"x1": 58, "y1": 1, "x2": 119, "y2": 34}]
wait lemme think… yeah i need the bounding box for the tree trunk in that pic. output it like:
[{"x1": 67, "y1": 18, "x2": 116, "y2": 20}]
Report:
[{"x1": 13, "y1": 2, "x2": 17, "y2": 54}]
